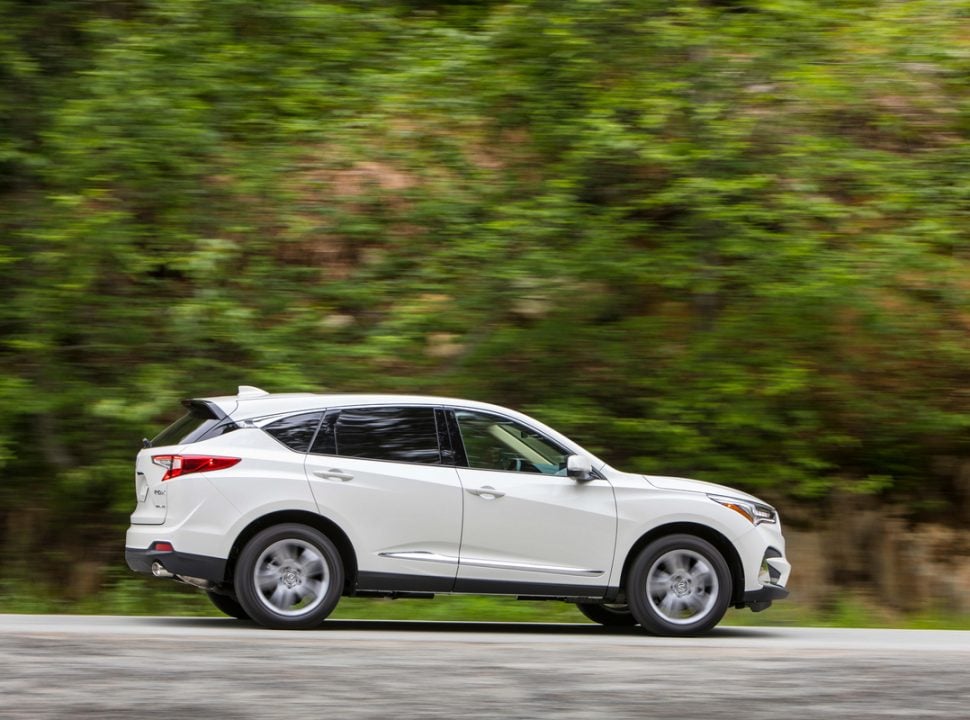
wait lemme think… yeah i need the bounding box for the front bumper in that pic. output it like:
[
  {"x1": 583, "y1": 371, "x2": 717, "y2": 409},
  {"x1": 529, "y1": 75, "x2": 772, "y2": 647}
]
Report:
[
  {"x1": 738, "y1": 582, "x2": 789, "y2": 612},
  {"x1": 125, "y1": 546, "x2": 227, "y2": 583},
  {"x1": 742, "y1": 583, "x2": 790, "y2": 603}
]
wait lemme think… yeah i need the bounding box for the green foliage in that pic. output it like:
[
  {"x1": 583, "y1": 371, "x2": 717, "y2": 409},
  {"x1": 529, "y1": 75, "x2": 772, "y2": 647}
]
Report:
[{"x1": 1, "y1": 0, "x2": 969, "y2": 602}]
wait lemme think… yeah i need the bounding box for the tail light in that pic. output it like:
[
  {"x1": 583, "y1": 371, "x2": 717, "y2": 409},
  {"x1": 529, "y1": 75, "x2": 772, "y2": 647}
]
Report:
[{"x1": 151, "y1": 454, "x2": 241, "y2": 481}]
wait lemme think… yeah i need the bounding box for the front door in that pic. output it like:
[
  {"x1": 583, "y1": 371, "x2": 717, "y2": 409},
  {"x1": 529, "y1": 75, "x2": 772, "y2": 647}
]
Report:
[{"x1": 448, "y1": 409, "x2": 616, "y2": 594}]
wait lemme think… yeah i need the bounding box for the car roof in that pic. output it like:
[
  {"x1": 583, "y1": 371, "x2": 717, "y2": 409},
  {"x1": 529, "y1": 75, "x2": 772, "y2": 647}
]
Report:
[
  {"x1": 201, "y1": 388, "x2": 520, "y2": 420},
  {"x1": 196, "y1": 387, "x2": 608, "y2": 470}
]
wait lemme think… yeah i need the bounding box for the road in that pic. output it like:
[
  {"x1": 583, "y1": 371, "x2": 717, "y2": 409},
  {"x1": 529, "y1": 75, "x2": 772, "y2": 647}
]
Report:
[{"x1": 0, "y1": 615, "x2": 967, "y2": 719}]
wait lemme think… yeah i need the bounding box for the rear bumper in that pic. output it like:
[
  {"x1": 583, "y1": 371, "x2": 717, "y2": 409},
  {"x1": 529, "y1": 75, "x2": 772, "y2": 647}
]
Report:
[{"x1": 125, "y1": 547, "x2": 227, "y2": 583}]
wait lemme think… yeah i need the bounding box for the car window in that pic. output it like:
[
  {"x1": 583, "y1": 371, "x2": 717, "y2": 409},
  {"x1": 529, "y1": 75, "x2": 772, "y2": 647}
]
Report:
[
  {"x1": 152, "y1": 402, "x2": 234, "y2": 446},
  {"x1": 264, "y1": 412, "x2": 323, "y2": 452},
  {"x1": 315, "y1": 406, "x2": 442, "y2": 465},
  {"x1": 453, "y1": 409, "x2": 569, "y2": 475}
]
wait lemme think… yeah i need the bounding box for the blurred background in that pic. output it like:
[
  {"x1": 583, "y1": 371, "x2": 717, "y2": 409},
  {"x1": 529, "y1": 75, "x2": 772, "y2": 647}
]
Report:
[{"x1": 0, "y1": 0, "x2": 968, "y2": 625}]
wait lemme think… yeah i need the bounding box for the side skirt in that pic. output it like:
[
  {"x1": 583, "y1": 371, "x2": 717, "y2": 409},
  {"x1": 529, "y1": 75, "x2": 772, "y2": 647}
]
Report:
[{"x1": 354, "y1": 571, "x2": 615, "y2": 602}]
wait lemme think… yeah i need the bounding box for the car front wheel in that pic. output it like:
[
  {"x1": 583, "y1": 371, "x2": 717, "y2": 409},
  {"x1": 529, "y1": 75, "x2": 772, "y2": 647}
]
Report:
[
  {"x1": 234, "y1": 523, "x2": 344, "y2": 629},
  {"x1": 627, "y1": 534, "x2": 732, "y2": 636}
]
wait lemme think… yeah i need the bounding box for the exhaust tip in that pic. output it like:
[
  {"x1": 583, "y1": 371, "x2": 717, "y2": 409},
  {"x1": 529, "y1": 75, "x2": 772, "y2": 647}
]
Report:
[{"x1": 151, "y1": 561, "x2": 174, "y2": 578}]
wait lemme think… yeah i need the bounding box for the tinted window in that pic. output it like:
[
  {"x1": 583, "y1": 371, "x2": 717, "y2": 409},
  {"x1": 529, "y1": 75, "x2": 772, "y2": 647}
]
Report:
[
  {"x1": 153, "y1": 403, "x2": 230, "y2": 446},
  {"x1": 322, "y1": 406, "x2": 441, "y2": 464},
  {"x1": 453, "y1": 410, "x2": 569, "y2": 475},
  {"x1": 264, "y1": 412, "x2": 323, "y2": 452}
]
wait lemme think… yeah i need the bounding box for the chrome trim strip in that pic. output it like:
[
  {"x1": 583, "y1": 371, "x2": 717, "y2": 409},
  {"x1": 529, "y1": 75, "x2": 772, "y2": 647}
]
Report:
[
  {"x1": 380, "y1": 551, "x2": 603, "y2": 577},
  {"x1": 379, "y1": 551, "x2": 459, "y2": 565},
  {"x1": 461, "y1": 557, "x2": 604, "y2": 577}
]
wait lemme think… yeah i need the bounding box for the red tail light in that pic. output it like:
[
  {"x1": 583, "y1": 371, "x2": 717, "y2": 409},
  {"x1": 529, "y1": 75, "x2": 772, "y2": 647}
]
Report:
[{"x1": 151, "y1": 454, "x2": 241, "y2": 481}]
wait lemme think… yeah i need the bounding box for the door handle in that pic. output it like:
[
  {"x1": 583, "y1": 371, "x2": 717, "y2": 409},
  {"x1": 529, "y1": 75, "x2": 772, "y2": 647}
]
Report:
[
  {"x1": 314, "y1": 469, "x2": 354, "y2": 482},
  {"x1": 467, "y1": 485, "x2": 505, "y2": 499}
]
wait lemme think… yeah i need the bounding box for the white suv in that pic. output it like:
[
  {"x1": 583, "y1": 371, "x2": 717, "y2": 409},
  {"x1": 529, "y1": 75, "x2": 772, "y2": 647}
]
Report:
[{"x1": 126, "y1": 386, "x2": 791, "y2": 635}]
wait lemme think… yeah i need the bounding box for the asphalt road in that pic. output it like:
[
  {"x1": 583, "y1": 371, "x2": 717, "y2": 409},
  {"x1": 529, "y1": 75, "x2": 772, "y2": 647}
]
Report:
[{"x1": 0, "y1": 615, "x2": 967, "y2": 719}]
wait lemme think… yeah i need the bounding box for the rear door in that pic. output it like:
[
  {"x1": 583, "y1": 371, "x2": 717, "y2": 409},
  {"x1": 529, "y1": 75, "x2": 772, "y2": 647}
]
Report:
[{"x1": 303, "y1": 405, "x2": 463, "y2": 590}]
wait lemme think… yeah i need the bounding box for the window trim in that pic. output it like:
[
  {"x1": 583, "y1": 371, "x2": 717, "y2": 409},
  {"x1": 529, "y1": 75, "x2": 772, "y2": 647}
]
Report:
[{"x1": 253, "y1": 402, "x2": 600, "y2": 476}]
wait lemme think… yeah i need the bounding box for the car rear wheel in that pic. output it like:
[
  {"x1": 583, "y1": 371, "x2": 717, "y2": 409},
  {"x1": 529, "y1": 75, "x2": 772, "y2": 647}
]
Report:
[
  {"x1": 234, "y1": 523, "x2": 344, "y2": 629},
  {"x1": 206, "y1": 590, "x2": 250, "y2": 620},
  {"x1": 575, "y1": 602, "x2": 639, "y2": 627},
  {"x1": 627, "y1": 534, "x2": 731, "y2": 636}
]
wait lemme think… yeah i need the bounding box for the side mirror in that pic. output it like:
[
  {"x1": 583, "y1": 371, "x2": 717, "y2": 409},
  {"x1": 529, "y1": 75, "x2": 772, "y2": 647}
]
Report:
[{"x1": 566, "y1": 454, "x2": 593, "y2": 481}]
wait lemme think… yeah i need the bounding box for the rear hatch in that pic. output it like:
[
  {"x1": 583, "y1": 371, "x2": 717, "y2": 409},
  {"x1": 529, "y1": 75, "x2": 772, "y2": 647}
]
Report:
[{"x1": 129, "y1": 400, "x2": 233, "y2": 525}]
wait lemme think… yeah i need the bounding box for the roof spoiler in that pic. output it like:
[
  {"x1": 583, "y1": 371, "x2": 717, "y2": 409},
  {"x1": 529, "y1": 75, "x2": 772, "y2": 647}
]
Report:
[{"x1": 180, "y1": 399, "x2": 228, "y2": 421}]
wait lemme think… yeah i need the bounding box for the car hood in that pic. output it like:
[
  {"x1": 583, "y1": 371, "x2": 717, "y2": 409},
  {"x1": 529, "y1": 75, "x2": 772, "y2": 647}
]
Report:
[{"x1": 643, "y1": 475, "x2": 766, "y2": 505}]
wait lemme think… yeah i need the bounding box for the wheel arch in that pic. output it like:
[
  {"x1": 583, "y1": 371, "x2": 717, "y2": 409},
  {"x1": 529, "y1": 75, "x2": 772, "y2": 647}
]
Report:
[
  {"x1": 620, "y1": 522, "x2": 745, "y2": 604},
  {"x1": 226, "y1": 510, "x2": 358, "y2": 595}
]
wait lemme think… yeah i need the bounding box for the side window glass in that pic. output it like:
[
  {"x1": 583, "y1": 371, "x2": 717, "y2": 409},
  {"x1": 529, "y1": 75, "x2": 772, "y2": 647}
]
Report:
[
  {"x1": 328, "y1": 406, "x2": 442, "y2": 465},
  {"x1": 264, "y1": 412, "x2": 323, "y2": 452},
  {"x1": 453, "y1": 410, "x2": 569, "y2": 475}
]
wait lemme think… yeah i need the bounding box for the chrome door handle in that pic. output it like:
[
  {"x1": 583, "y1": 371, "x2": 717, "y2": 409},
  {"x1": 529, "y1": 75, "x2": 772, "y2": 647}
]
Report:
[
  {"x1": 467, "y1": 486, "x2": 505, "y2": 499},
  {"x1": 314, "y1": 469, "x2": 354, "y2": 482}
]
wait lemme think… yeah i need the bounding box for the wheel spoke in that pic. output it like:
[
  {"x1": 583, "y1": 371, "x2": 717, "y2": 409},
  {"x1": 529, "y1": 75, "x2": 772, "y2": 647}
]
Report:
[
  {"x1": 279, "y1": 543, "x2": 299, "y2": 562},
  {"x1": 648, "y1": 574, "x2": 670, "y2": 597},
  {"x1": 683, "y1": 593, "x2": 705, "y2": 616},
  {"x1": 664, "y1": 554, "x2": 687, "y2": 575},
  {"x1": 302, "y1": 558, "x2": 325, "y2": 578},
  {"x1": 301, "y1": 578, "x2": 323, "y2": 599},
  {"x1": 256, "y1": 569, "x2": 278, "y2": 591},
  {"x1": 689, "y1": 560, "x2": 712, "y2": 583},
  {"x1": 647, "y1": 568, "x2": 671, "y2": 597},
  {"x1": 268, "y1": 585, "x2": 289, "y2": 608},
  {"x1": 658, "y1": 592, "x2": 678, "y2": 617}
]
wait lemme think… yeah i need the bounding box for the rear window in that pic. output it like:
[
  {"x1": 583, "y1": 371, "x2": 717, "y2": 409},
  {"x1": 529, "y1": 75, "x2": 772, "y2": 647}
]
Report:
[
  {"x1": 264, "y1": 412, "x2": 323, "y2": 452},
  {"x1": 152, "y1": 402, "x2": 235, "y2": 447}
]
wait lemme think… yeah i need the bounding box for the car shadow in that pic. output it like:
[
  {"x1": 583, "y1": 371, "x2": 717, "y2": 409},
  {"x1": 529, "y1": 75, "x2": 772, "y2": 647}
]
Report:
[{"x1": 149, "y1": 617, "x2": 777, "y2": 638}]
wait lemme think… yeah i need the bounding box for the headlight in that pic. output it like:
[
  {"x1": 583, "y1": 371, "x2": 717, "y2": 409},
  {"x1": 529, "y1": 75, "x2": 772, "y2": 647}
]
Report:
[{"x1": 708, "y1": 494, "x2": 777, "y2": 525}]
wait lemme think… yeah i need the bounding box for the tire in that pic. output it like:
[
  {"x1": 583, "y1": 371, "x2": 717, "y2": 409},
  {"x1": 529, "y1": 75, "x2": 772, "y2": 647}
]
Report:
[
  {"x1": 234, "y1": 523, "x2": 344, "y2": 629},
  {"x1": 576, "y1": 602, "x2": 639, "y2": 627},
  {"x1": 206, "y1": 590, "x2": 250, "y2": 620},
  {"x1": 626, "y1": 534, "x2": 732, "y2": 636}
]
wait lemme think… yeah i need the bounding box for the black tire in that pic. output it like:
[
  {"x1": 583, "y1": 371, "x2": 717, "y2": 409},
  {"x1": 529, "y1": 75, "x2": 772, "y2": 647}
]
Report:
[
  {"x1": 234, "y1": 523, "x2": 344, "y2": 629},
  {"x1": 576, "y1": 602, "x2": 639, "y2": 627},
  {"x1": 206, "y1": 590, "x2": 250, "y2": 620},
  {"x1": 626, "y1": 534, "x2": 732, "y2": 636}
]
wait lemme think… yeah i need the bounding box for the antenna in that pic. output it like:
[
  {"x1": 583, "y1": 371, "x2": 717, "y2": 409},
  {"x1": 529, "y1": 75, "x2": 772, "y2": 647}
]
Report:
[{"x1": 237, "y1": 385, "x2": 269, "y2": 398}]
